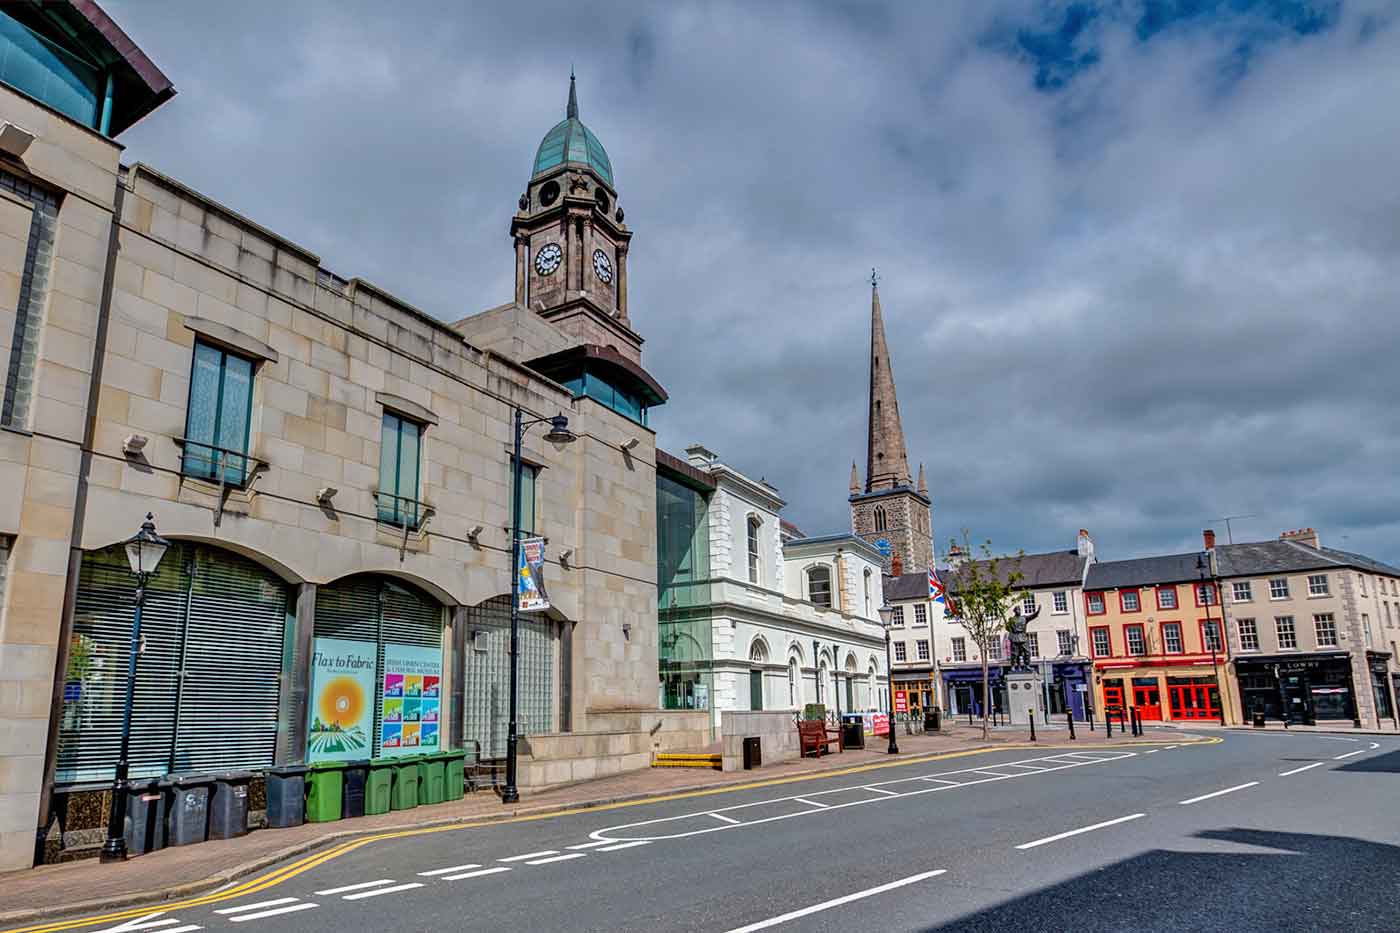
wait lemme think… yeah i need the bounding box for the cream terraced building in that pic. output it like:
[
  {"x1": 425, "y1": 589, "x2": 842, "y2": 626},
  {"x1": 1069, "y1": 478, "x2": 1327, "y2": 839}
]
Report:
[{"x1": 0, "y1": 2, "x2": 703, "y2": 871}]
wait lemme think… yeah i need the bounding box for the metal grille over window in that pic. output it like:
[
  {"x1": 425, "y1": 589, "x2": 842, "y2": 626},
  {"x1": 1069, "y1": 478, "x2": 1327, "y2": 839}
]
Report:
[
  {"x1": 0, "y1": 170, "x2": 59, "y2": 429},
  {"x1": 56, "y1": 543, "x2": 290, "y2": 783},
  {"x1": 462, "y1": 596, "x2": 554, "y2": 759}
]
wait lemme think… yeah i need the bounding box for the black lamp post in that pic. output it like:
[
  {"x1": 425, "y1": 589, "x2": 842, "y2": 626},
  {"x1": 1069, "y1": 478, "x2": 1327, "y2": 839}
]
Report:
[
  {"x1": 877, "y1": 605, "x2": 899, "y2": 754},
  {"x1": 1197, "y1": 553, "x2": 1227, "y2": 728},
  {"x1": 100, "y1": 513, "x2": 170, "y2": 863},
  {"x1": 501, "y1": 410, "x2": 575, "y2": 805}
]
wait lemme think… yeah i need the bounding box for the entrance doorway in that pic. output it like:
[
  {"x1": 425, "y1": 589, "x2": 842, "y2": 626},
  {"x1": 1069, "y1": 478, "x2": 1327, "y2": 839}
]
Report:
[
  {"x1": 1167, "y1": 677, "x2": 1221, "y2": 720},
  {"x1": 1132, "y1": 677, "x2": 1162, "y2": 720}
]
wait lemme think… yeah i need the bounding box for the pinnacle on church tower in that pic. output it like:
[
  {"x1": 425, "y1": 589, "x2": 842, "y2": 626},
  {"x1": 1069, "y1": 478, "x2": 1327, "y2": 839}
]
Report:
[
  {"x1": 850, "y1": 462, "x2": 860, "y2": 493},
  {"x1": 865, "y1": 273, "x2": 913, "y2": 493},
  {"x1": 917, "y1": 462, "x2": 928, "y2": 496}
]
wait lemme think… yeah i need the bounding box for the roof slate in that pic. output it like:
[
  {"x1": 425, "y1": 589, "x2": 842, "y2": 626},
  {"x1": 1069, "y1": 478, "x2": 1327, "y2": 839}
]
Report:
[
  {"x1": 1216, "y1": 540, "x2": 1400, "y2": 578},
  {"x1": 1084, "y1": 553, "x2": 1204, "y2": 590},
  {"x1": 943, "y1": 550, "x2": 1087, "y2": 590}
]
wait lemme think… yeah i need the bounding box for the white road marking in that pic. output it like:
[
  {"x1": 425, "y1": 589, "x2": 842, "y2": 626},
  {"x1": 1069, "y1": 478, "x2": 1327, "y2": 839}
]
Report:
[
  {"x1": 228, "y1": 904, "x2": 319, "y2": 923},
  {"x1": 1015, "y1": 813, "x2": 1146, "y2": 850},
  {"x1": 1370, "y1": 742, "x2": 1380, "y2": 749},
  {"x1": 1179, "y1": 782, "x2": 1259, "y2": 805},
  {"x1": 1279, "y1": 761, "x2": 1327, "y2": 776},
  {"x1": 863, "y1": 786, "x2": 899, "y2": 795},
  {"x1": 215, "y1": 899, "x2": 298, "y2": 915},
  {"x1": 314, "y1": 880, "x2": 395, "y2": 896},
  {"x1": 596, "y1": 841, "x2": 651, "y2": 852},
  {"x1": 93, "y1": 917, "x2": 190, "y2": 933},
  {"x1": 1145, "y1": 749, "x2": 1159, "y2": 754},
  {"x1": 969, "y1": 770, "x2": 1014, "y2": 778},
  {"x1": 921, "y1": 777, "x2": 961, "y2": 785},
  {"x1": 526, "y1": 852, "x2": 588, "y2": 865},
  {"x1": 418, "y1": 863, "x2": 481, "y2": 876},
  {"x1": 709, "y1": 812, "x2": 742, "y2": 824},
  {"x1": 566, "y1": 840, "x2": 613, "y2": 850},
  {"x1": 442, "y1": 866, "x2": 512, "y2": 881},
  {"x1": 997, "y1": 763, "x2": 1048, "y2": 771},
  {"x1": 721, "y1": 869, "x2": 947, "y2": 933},
  {"x1": 499, "y1": 850, "x2": 557, "y2": 862},
  {"x1": 341, "y1": 882, "x2": 424, "y2": 900},
  {"x1": 1333, "y1": 749, "x2": 1367, "y2": 760},
  {"x1": 1165, "y1": 745, "x2": 1178, "y2": 749},
  {"x1": 793, "y1": 797, "x2": 829, "y2": 808}
]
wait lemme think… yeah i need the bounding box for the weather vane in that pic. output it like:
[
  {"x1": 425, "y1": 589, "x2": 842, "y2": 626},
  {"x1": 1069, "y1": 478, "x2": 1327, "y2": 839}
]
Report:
[{"x1": 870, "y1": 267, "x2": 880, "y2": 287}]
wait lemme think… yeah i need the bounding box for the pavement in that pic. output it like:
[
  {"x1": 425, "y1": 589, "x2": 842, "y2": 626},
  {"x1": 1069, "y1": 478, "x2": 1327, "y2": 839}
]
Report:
[{"x1": 7, "y1": 725, "x2": 1395, "y2": 932}]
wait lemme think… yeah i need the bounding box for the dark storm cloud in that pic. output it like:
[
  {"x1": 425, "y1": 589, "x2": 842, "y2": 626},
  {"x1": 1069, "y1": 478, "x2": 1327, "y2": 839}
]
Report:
[{"x1": 105, "y1": 0, "x2": 1400, "y2": 563}]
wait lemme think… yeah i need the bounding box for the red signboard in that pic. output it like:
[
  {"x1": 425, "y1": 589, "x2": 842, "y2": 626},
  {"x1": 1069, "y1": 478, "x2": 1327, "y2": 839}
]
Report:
[
  {"x1": 871, "y1": 713, "x2": 889, "y2": 736},
  {"x1": 894, "y1": 690, "x2": 909, "y2": 714}
]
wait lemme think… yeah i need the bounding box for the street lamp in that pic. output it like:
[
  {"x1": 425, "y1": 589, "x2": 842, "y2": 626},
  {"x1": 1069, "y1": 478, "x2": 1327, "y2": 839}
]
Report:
[
  {"x1": 1197, "y1": 553, "x2": 1227, "y2": 728},
  {"x1": 502, "y1": 411, "x2": 575, "y2": 805},
  {"x1": 100, "y1": 513, "x2": 170, "y2": 863},
  {"x1": 877, "y1": 605, "x2": 899, "y2": 754}
]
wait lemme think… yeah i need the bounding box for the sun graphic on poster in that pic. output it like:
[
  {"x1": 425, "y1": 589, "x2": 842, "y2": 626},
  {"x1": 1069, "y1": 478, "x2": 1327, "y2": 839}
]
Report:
[{"x1": 318, "y1": 675, "x2": 365, "y2": 728}]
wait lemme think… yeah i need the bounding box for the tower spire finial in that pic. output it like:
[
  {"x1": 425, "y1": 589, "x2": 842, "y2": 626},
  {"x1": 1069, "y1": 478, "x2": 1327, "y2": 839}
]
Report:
[
  {"x1": 865, "y1": 274, "x2": 912, "y2": 494},
  {"x1": 567, "y1": 70, "x2": 579, "y2": 120},
  {"x1": 871, "y1": 267, "x2": 879, "y2": 288}
]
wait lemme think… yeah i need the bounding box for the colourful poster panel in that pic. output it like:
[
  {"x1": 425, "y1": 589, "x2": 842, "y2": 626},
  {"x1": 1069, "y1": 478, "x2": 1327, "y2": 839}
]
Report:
[
  {"x1": 380, "y1": 643, "x2": 442, "y2": 757},
  {"x1": 307, "y1": 638, "x2": 377, "y2": 762}
]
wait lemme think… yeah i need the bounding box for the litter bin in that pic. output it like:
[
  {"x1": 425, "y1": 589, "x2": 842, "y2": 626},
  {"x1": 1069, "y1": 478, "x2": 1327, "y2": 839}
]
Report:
[
  {"x1": 342, "y1": 759, "x2": 369, "y2": 819},
  {"x1": 208, "y1": 771, "x2": 254, "y2": 840},
  {"x1": 742, "y1": 736, "x2": 762, "y2": 770},
  {"x1": 841, "y1": 715, "x2": 865, "y2": 750},
  {"x1": 366, "y1": 760, "x2": 394, "y2": 815},
  {"x1": 443, "y1": 749, "x2": 466, "y2": 802},
  {"x1": 165, "y1": 773, "x2": 213, "y2": 847},
  {"x1": 417, "y1": 754, "x2": 446, "y2": 806},
  {"x1": 123, "y1": 778, "x2": 167, "y2": 856},
  {"x1": 264, "y1": 764, "x2": 308, "y2": 828},
  {"x1": 390, "y1": 756, "x2": 420, "y2": 811},
  {"x1": 1253, "y1": 711, "x2": 1266, "y2": 728},
  {"x1": 306, "y1": 761, "x2": 344, "y2": 823}
]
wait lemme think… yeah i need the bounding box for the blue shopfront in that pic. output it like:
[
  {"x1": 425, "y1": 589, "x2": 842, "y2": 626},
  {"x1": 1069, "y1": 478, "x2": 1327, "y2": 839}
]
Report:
[
  {"x1": 942, "y1": 667, "x2": 1005, "y2": 718},
  {"x1": 942, "y1": 662, "x2": 1091, "y2": 720}
]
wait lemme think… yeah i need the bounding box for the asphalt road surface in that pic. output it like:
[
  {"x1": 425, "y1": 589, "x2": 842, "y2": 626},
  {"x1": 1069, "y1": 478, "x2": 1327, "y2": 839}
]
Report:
[{"x1": 63, "y1": 730, "x2": 1400, "y2": 933}]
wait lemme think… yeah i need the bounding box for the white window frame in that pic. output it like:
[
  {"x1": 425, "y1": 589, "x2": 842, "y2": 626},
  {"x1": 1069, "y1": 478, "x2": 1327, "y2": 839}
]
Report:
[
  {"x1": 916, "y1": 639, "x2": 930, "y2": 661},
  {"x1": 892, "y1": 605, "x2": 905, "y2": 627},
  {"x1": 1056, "y1": 629, "x2": 1072, "y2": 655},
  {"x1": 1157, "y1": 587, "x2": 1177, "y2": 610},
  {"x1": 1122, "y1": 590, "x2": 1140, "y2": 612},
  {"x1": 746, "y1": 515, "x2": 762, "y2": 585},
  {"x1": 1276, "y1": 615, "x2": 1297, "y2": 650},
  {"x1": 1162, "y1": 622, "x2": 1183, "y2": 654},
  {"x1": 806, "y1": 564, "x2": 833, "y2": 609},
  {"x1": 1026, "y1": 631, "x2": 1039, "y2": 658},
  {"x1": 1022, "y1": 594, "x2": 1036, "y2": 615},
  {"x1": 1125, "y1": 625, "x2": 1146, "y2": 656},
  {"x1": 913, "y1": 604, "x2": 927, "y2": 626},
  {"x1": 1307, "y1": 574, "x2": 1329, "y2": 597},
  {"x1": 894, "y1": 641, "x2": 907, "y2": 662},
  {"x1": 987, "y1": 638, "x2": 1003, "y2": 661},
  {"x1": 1052, "y1": 591, "x2": 1068, "y2": 614},
  {"x1": 951, "y1": 637, "x2": 966, "y2": 662},
  {"x1": 1269, "y1": 578, "x2": 1289, "y2": 600},
  {"x1": 1313, "y1": 613, "x2": 1337, "y2": 647},
  {"x1": 1237, "y1": 618, "x2": 1259, "y2": 652},
  {"x1": 1232, "y1": 581, "x2": 1252, "y2": 602}
]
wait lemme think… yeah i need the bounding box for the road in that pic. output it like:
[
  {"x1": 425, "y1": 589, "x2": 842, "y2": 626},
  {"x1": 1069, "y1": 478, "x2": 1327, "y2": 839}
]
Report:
[{"x1": 56, "y1": 730, "x2": 1400, "y2": 933}]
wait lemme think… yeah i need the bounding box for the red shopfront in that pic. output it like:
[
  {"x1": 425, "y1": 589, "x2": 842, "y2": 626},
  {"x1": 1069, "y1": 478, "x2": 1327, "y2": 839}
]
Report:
[{"x1": 1096, "y1": 657, "x2": 1225, "y2": 723}]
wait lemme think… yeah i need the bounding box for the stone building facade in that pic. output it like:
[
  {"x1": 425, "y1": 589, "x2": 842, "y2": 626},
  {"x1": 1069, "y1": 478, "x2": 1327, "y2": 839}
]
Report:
[{"x1": 0, "y1": 3, "x2": 701, "y2": 872}]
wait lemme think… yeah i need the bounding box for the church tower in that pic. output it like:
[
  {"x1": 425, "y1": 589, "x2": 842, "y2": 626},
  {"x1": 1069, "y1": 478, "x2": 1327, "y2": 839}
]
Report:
[{"x1": 849, "y1": 274, "x2": 933, "y2": 572}]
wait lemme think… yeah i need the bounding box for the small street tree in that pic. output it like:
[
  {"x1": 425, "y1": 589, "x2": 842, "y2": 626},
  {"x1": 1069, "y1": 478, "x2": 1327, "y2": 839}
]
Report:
[{"x1": 945, "y1": 533, "x2": 1025, "y2": 740}]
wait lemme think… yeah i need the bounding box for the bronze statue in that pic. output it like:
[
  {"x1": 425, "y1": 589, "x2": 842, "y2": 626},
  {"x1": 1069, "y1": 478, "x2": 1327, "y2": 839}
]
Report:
[{"x1": 1007, "y1": 603, "x2": 1040, "y2": 671}]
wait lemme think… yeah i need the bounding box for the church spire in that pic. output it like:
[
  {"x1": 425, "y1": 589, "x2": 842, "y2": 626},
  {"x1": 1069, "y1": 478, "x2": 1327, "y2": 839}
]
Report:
[
  {"x1": 865, "y1": 271, "x2": 912, "y2": 492},
  {"x1": 567, "y1": 69, "x2": 579, "y2": 119}
]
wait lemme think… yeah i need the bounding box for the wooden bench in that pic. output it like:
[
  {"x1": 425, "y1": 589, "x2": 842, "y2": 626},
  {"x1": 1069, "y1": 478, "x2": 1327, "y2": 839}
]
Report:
[{"x1": 797, "y1": 719, "x2": 843, "y2": 757}]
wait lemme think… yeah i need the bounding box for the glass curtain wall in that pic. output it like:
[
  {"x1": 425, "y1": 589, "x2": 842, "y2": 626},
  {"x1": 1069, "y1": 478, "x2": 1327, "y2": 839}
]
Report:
[{"x1": 657, "y1": 473, "x2": 712, "y2": 721}]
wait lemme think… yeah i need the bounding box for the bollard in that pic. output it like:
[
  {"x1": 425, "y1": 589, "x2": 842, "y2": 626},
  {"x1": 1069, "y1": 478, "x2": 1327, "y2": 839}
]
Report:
[
  {"x1": 1067, "y1": 711, "x2": 1076, "y2": 740},
  {"x1": 1029, "y1": 711, "x2": 1036, "y2": 742},
  {"x1": 968, "y1": 708, "x2": 974, "y2": 726},
  {"x1": 1120, "y1": 708, "x2": 1129, "y2": 735},
  {"x1": 1105, "y1": 711, "x2": 1113, "y2": 738},
  {"x1": 1088, "y1": 708, "x2": 1095, "y2": 733}
]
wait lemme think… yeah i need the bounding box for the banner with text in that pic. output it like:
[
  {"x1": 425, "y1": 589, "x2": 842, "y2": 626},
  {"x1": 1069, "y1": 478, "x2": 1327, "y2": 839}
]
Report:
[
  {"x1": 517, "y1": 536, "x2": 550, "y2": 612},
  {"x1": 379, "y1": 643, "x2": 442, "y2": 756},
  {"x1": 308, "y1": 638, "x2": 377, "y2": 762}
]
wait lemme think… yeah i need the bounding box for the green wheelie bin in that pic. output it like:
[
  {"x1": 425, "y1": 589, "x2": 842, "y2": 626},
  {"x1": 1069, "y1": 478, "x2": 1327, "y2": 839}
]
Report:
[
  {"x1": 417, "y1": 753, "x2": 446, "y2": 806},
  {"x1": 390, "y1": 755, "x2": 420, "y2": 811},
  {"x1": 365, "y1": 759, "x2": 394, "y2": 815},
  {"x1": 443, "y1": 749, "x2": 465, "y2": 802},
  {"x1": 305, "y1": 761, "x2": 344, "y2": 823}
]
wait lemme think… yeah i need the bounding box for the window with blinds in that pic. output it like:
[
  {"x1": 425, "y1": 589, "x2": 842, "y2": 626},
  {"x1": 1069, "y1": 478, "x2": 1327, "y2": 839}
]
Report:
[
  {"x1": 314, "y1": 575, "x2": 444, "y2": 758},
  {"x1": 55, "y1": 543, "x2": 290, "y2": 784}
]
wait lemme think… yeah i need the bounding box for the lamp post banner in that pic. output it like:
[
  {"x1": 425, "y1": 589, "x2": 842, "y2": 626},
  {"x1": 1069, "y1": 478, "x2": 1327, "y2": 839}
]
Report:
[
  {"x1": 517, "y1": 536, "x2": 550, "y2": 611},
  {"x1": 308, "y1": 638, "x2": 376, "y2": 762}
]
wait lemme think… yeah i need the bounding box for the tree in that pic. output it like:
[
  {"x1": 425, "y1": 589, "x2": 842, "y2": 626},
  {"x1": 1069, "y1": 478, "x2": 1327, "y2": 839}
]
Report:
[{"x1": 945, "y1": 533, "x2": 1025, "y2": 740}]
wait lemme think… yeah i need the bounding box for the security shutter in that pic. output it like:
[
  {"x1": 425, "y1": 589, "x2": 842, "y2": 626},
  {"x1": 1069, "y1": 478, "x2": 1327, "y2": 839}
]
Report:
[{"x1": 462, "y1": 596, "x2": 554, "y2": 759}]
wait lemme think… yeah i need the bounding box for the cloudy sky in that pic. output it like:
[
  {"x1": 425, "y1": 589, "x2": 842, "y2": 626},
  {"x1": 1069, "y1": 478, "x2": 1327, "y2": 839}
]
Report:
[{"x1": 106, "y1": 0, "x2": 1400, "y2": 563}]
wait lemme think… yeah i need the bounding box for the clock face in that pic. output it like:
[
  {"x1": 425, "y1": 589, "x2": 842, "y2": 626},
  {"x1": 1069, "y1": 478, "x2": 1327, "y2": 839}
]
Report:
[
  {"x1": 592, "y1": 248, "x2": 613, "y2": 284},
  {"x1": 534, "y1": 243, "x2": 562, "y2": 276}
]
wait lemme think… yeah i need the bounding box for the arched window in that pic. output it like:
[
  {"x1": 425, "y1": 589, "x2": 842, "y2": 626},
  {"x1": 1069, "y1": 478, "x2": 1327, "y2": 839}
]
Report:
[
  {"x1": 863, "y1": 568, "x2": 873, "y2": 616},
  {"x1": 747, "y1": 515, "x2": 762, "y2": 584},
  {"x1": 807, "y1": 565, "x2": 832, "y2": 608},
  {"x1": 787, "y1": 654, "x2": 800, "y2": 706},
  {"x1": 749, "y1": 638, "x2": 769, "y2": 664},
  {"x1": 874, "y1": 506, "x2": 887, "y2": 532}
]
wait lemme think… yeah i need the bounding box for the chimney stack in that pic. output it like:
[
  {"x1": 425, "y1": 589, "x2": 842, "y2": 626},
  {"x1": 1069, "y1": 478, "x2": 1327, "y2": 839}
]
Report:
[
  {"x1": 890, "y1": 552, "x2": 904, "y2": 576},
  {"x1": 1203, "y1": 529, "x2": 1216, "y2": 550},
  {"x1": 1077, "y1": 529, "x2": 1094, "y2": 559},
  {"x1": 1279, "y1": 527, "x2": 1320, "y2": 549}
]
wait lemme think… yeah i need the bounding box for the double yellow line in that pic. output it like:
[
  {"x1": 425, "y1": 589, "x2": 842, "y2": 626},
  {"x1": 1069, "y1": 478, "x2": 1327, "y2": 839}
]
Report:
[{"x1": 4, "y1": 736, "x2": 1217, "y2": 933}]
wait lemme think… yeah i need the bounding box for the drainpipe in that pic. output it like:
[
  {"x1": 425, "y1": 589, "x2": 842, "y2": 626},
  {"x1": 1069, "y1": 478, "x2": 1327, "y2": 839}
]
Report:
[{"x1": 34, "y1": 169, "x2": 126, "y2": 858}]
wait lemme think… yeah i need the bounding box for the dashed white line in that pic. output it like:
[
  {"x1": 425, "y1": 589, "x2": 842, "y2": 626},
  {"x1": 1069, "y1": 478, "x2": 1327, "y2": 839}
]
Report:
[
  {"x1": 1179, "y1": 782, "x2": 1259, "y2": 805},
  {"x1": 596, "y1": 841, "x2": 651, "y2": 852},
  {"x1": 721, "y1": 869, "x2": 947, "y2": 933},
  {"x1": 1279, "y1": 761, "x2": 1327, "y2": 776},
  {"x1": 526, "y1": 852, "x2": 588, "y2": 866},
  {"x1": 215, "y1": 899, "x2": 299, "y2": 915},
  {"x1": 499, "y1": 850, "x2": 558, "y2": 862},
  {"x1": 1144, "y1": 749, "x2": 1159, "y2": 754},
  {"x1": 709, "y1": 812, "x2": 742, "y2": 824},
  {"x1": 1015, "y1": 813, "x2": 1146, "y2": 850},
  {"x1": 921, "y1": 777, "x2": 960, "y2": 785},
  {"x1": 969, "y1": 770, "x2": 1013, "y2": 778},
  {"x1": 1333, "y1": 749, "x2": 1367, "y2": 761},
  {"x1": 341, "y1": 882, "x2": 424, "y2": 900},
  {"x1": 793, "y1": 797, "x2": 829, "y2": 809},
  {"x1": 566, "y1": 840, "x2": 613, "y2": 850},
  {"x1": 863, "y1": 786, "x2": 899, "y2": 796},
  {"x1": 417, "y1": 863, "x2": 481, "y2": 876},
  {"x1": 228, "y1": 904, "x2": 319, "y2": 923},
  {"x1": 442, "y1": 866, "x2": 511, "y2": 881},
  {"x1": 315, "y1": 879, "x2": 395, "y2": 896},
  {"x1": 1165, "y1": 745, "x2": 1179, "y2": 750}
]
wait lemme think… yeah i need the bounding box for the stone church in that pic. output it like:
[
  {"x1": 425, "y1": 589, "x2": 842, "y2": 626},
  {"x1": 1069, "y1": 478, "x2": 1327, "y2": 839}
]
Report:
[{"x1": 849, "y1": 277, "x2": 934, "y2": 573}]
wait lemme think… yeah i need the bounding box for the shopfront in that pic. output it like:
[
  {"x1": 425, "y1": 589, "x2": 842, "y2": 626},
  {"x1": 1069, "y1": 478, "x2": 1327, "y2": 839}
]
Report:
[
  {"x1": 1234, "y1": 653, "x2": 1355, "y2": 725},
  {"x1": 893, "y1": 669, "x2": 937, "y2": 713},
  {"x1": 1095, "y1": 660, "x2": 1225, "y2": 724},
  {"x1": 1048, "y1": 662, "x2": 1090, "y2": 720},
  {"x1": 942, "y1": 666, "x2": 1005, "y2": 717}
]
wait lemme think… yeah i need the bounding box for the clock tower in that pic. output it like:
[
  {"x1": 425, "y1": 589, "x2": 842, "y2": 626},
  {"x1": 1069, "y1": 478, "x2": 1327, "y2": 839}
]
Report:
[{"x1": 512, "y1": 74, "x2": 643, "y2": 363}]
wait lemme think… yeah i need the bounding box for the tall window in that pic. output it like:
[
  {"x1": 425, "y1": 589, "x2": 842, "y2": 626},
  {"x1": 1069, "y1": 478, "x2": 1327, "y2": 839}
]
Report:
[
  {"x1": 1056, "y1": 629, "x2": 1072, "y2": 655},
  {"x1": 913, "y1": 604, "x2": 927, "y2": 626},
  {"x1": 1091, "y1": 626, "x2": 1111, "y2": 657},
  {"x1": 1237, "y1": 618, "x2": 1258, "y2": 651},
  {"x1": 1201, "y1": 620, "x2": 1223, "y2": 652},
  {"x1": 1121, "y1": 590, "x2": 1140, "y2": 612},
  {"x1": 1195, "y1": 583, "x2": 1217, "y2": 606},
  {"x1": 1276, "y1": 616, "x2": 1297, "y2": 649},
  {"x1": 0, "y1": 171, "x2": 58, "y2": 428},
  {"x1": 1087, "y1": 593, "x2": 1106, "y2": 615},
  {"x1": 183, "y1": 341, "x2": 254, "y2": 484},
  {"x1": 1359, "y1": 576, "x2": 1367, "y2": 596},
  {"x1": 1313, "y1": 613, "x2": 1337, "y2": 647},
  {"x1": 1307, "y1": 574, "x2": 1330, "y2": 597},
  {"x1": 378, "y1": 412, "x2": 423, "y2": 526},
  {"x1": 1052, "y1": 591, "x2": 1068, "y2": 614},
  {"x1": 987, "y1": 638, "x2": 1003, "y2": 660},
  {"x1": 1026, "y1": 632, "x2": 1039, "y2": 658},
  {"x1": 916, "y1": 639, "x2": 930, "y2": 661},
  {"x1": 808, "y1": 566, "x2": 832, "y2": 608},
  {"x1": 788, "y1": 657, "x2": 798, "y2": 706},
  {"x1": 894, "y1": 641, "x2": 907, "y2": 662},
  {"x1": 1125, "y1": 624, "x2": 1146, "y2": 656},
  {"x1": 1233, "y1": 581, "x2": 1253, "y2": 602},
  {"x1": 951, "y1": 637, "x2": 966, "y2": 661},
  {"x1": 892, "y1": 605, "x2": 905, "y2": 626},
  {"x1": 1162, "y1": 622, "x2": 1183, "y2": 653},
  {"x1": 1157, "y1": 586, "x2": 1177, "y2": 610},
  {"x1": 1269, "y1": 578, "x2": 1290, "y2": 600},
  {"x1": 874, "y1": 506, "x2": 887, "y2": 532},
  {"x1": 747, "y1": 516, "x2": 761, "y2": 584},
  {"x1": 1022, "y1": 594, "x2": 1037, "y2": 615},
  {"x1": 864, "y1": 568, "x2": 873, "y2": 616}
]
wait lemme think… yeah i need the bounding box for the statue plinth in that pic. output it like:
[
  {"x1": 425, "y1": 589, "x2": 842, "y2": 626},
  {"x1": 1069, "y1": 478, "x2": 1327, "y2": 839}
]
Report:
[{"x1": 1006, "y1": 670, "x2": 1044, "y2": 725}]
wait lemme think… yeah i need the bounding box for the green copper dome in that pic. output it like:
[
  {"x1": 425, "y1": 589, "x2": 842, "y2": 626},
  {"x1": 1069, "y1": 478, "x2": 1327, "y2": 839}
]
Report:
[{"x1": 532, "y1": 75, "x2": 614, "y2": 186}]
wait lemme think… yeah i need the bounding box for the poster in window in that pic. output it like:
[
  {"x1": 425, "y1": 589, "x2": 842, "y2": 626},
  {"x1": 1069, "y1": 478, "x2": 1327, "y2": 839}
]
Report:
[
  {"x1": 380, "y1": 644, "x2": 442, "y2": 757},
  {"x1": 308, "y1": 638, "x2": 376, "y2": 762}
]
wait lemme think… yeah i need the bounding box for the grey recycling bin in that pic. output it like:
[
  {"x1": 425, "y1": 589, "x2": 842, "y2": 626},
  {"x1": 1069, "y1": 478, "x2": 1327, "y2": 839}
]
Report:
[
  {"x1": 264, "y1": 764, "x2": 308, "y2": 828},
  {"x1": 123, "y1": 778, "x2": 167, "y2": 856},
  {"x1": 742, "y1": 736, "x2": 762, "y2": 770},
  {"x1": 841, "y1": 715, "x2": 865, "y2": 750},
  {"x1": 164, "y1": 773, "x2": 214, "y2": 846},
  {"x1": 208, "y1": 771, "x2": 254, "y2": 840}
]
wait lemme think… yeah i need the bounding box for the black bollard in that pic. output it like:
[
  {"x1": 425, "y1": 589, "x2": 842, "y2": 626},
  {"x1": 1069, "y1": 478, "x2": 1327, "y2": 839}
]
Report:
[
  {"x1": 1121, "y1": 707, "x2": 1129, "y2": 735},
  {"x1": 1068, "y1": 711, "x2": 1076, "y2": 740},
  {"x1": 1029, "y1": 711, "x2": 1036, "y2": 742},
  {"x1": 1105, "y1": 712, "x2": 1112, "y2": 738},
  {"x1": 1088, "y1": 708, "x2": 1095, "y2": 733}
]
